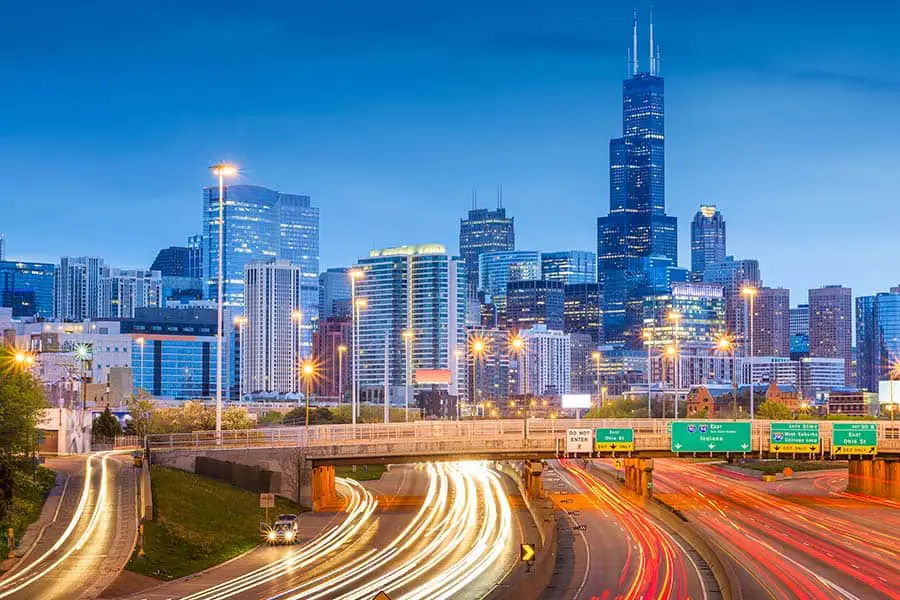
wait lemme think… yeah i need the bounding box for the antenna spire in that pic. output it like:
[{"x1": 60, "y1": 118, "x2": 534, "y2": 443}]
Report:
[
  {"x1": 632, "y1": 9, "x2": 639, "y2": 75},
  {"x1": 471, "y1": 188, "x2": 477, "y2": 210},
  {"x1": 649, "y1": 10, "x2": 655, "y2": 75},
  {"x1": 497, "y1": 184, "x2": 503, "y2": 209}
]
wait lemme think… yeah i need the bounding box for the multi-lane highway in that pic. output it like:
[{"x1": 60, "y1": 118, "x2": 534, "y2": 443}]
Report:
[
  {"x1": 132, "y1": 461, "x2": 522, "y2": 600},
  {"x1": 542, "y1": 459, "x2": 709, "y2": 600},
  {"x1": 0, "y1": 452, "x2": 138, "y2": 600},
  {"x1": 652, "y1": 460, "x2": 900, "y2": 600}
]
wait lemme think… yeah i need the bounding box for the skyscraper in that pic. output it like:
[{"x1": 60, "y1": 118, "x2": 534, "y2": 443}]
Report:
[
  {"x1": 203, "y1": 184, "x2": 319, "y2": 353},
  {"x1": 243, "y1": 259, "x2": 303, "y2": 396},
  {"x1": 55, "y1": 256, "x2": 104, "y2": 321},
  {"x1": 151, "y1": 245, "x2": 201, "y2": 278},
  {"x1": 597, "y1": 13, "x2": 677, "y2": 348},
  {"x1": 459, "y1": 204, "x2": 514, "y2": 300},
  {"x1": 318, "y1": 268, "x2": 351, "y2": 319},
  {"x1": 563, "y1": 283, "x2": 603, "y2": 344},
  {"x1": 506, "y1": 279, "x2": 565, "y2": 332},
  {"x1": 642, "y1": 282, "x2": 726, "y2": 348},
  {"x1": 809, "y1": 285, "x2": 853, "y2": 382},
  {"x1": 478, "y1": 250, "x2": 541, "y2": 325},
  {"x1": 690, "y1": 205, "x2": 726, "y2": 281},
  {"x1": 703, "y1": 256, "x2": 761, "y2": 342},
  {"x1": 355, "y1": 245, "x2": 466, "y2": 404},
  {"x1": 790, "y1": 304, "x2": 810, "y2": 356},
  {"x1": 0, "y1": 260, "x2": 55, "y2": 319},
  {"x1": 517, "y1": 325, "x2": 571, "y2": 397},
  {"x1": 856, "y1": 286, "x2": 900, "y2": 392},
  {"x1": 754, "y1": 287, "x2": 790, "y2": 357},
  {"x1": 541, "y1": 251, "x2": 597, "y2": 284}
]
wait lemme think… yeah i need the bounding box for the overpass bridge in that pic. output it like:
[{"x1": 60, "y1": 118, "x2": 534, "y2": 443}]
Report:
[{"x1": 146, "y1": 419, "x2": 900, "y2": 507}]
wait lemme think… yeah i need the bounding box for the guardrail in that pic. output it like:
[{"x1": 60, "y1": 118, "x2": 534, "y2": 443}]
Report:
[{"x1": 145, "y1": 419, "x2": 900, "y2": 455}]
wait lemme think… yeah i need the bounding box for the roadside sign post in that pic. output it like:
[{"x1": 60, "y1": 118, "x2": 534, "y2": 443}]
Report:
[
  {"x1": 259, "y1": 492, "x2": 275, "y2": 524},
  {"x1": 770, "y1": 422, "x2": 820, "y2": 454},
  {"x1": 7, "y1": 528, "x2": 14, "y2": 558},
  {"x1": 594, "y1": 428, "x2": 635, "y2": 454},
  {"x1": 520, "y1": 543, "x2": 535, "y2": 572},
  {"x1": 832, "y1": 423, "x2": 877, "y2": 455},
  {"x1": 565, "y1": 428, "x2": 593, "y2": 456},
  {"x1": 671, "y1": 421, "x2": 751, "y2": 454}
]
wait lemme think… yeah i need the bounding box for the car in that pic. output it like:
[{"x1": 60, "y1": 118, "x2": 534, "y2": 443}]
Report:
[{"x1": 266, "y1": 514, "x2": 299, "y2": 545}]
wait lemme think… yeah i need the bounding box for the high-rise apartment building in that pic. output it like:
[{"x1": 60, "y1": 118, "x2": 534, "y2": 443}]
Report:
[
  {"x1": 809, "y1": 285, "x2": 853, "y2": 382},
  {"x1": 55, "y1": 256, "x2": 104, "y2": 321},
  {"x1": 690, "y1": 205, "x2": 726, "y2": 281},
  {"x1": 856, "y1": 286, "x2": 900, "y2": 392},
  {"x1": 790, "y1": 304, "x2": 810, "y2": 356},
  {"x1": 541, "y1": 251, "x2": 597, "y2": 285},
  {"x1": 478, "y1": 250, "x2": 540, "y2": 324},
  {"x1": 642, "y1": 282, "x2": 726, "y2": 348},
  {"x1": 703, "y1": 256, "x2": 761, "y2": 342},
  {"x1": 754, "y1": 287, "x2": 790, "y2": 357},
  {"x1": 355, "y1": 245, "x2": 466, "y2": 403},
  {"x1": 506, "y1": 279, "x2": 565, "y2": 332},
  {"x1": 318, "y1": 268, "x2": 351, "y2": 319},
  {"x1": 563, "y1": 283, "x2": 603, "y2": 344},
  {"x1": 0, "y1": 260, "x2": 55, "y2": 319},
  {"x1": 243, "y1": 260, "x2": 304, "y2": 396},
  {"x1": 597, "y1": 14, "x2": 677, "y2": 348},
  {"x1": 203, "y1": 184, "x2": 319, "y2": 353},
  {"x1": 99, "y1": 268, "x2": 162, "y2": 318},
  {"x1": 459, "y1": 206, "x2": 514, "y2": 300},
  {"x1": 517, "y1": 325, "x2": 571, "y2": 397},
  {"x1": 313, "y1": 316, "x2": 351, "y2": 400}
]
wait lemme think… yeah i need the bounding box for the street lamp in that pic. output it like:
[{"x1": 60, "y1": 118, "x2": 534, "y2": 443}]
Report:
[
  {"x1": 510, "y1": 333, "x2": 525, "y2": 399},
  {"x1": 210, "y1": 162, "x2": 238, "y2": 436},
  {"x1": 742, "y1": 286, "x2": 758, "y2": 418},
  {"x1": 301, "y1": 360, "x2": 316, "y2": 433},
  {"x1": 643, "y1": 330, "x2": 652, "y2": 417},
  {"x1": 591, "y1": 350, "x2": 602, "y2": 409},
  {"x1": 470, "y1": 335, "x2": 487, "y2": 417},
  {"x1": 665, "y1": 345, "x2": 676, "y2": 419},
  {"x1": 402, "y1": 330, "x2": 413, "y2": 422},
  {"x1": 291, "y1": 310, "x2": 303, "y2": 395},
  {"x1": 349, "y1": 268, "x2": 364, "y2": 425},
  {"x1": 716, "y1": 335, "x2": 738, "y2": 415},
  {"x1": 337, "y1": 344, "x2": 347, "y2": 405},
  {"x1": 667, "y1": 311, "x2": 682, "y2": 398},
  {"x1": 233, "y1": 317, "x2": 246, "y2": 403}
]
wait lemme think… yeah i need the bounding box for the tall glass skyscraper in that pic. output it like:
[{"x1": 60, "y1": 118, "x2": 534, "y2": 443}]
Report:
[
  {"x1": 478, "y1": 250, "x2": 540, "y2": 325},
  {"x1": 597, "y1": 14, "x2": 677, "y2": 348},
  {"x1": 0, "y1": 261, "x2": 55, "y2": 319},
  {"x1": 459, "y1": 206, "x2": 514, "y2": 300},
  {"x1": 856, "y1": 287, "x2": 900, "y2": 392},
  {"x1": 203, "y1": 184, "x2": 319, "y2": 353},
  {"x1": 541, "y1": 251, "x2": 597, "y2": 284},
  {"x1": 690, "y1": 205, "x2": 726, "y2": 281}
]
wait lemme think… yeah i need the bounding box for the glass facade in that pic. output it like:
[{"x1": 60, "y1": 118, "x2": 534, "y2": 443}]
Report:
[
  {"x1": 642, "y1": 282, "x2": 725, "y2": 348},
  {"x1": 478, "y1": 250, "x2": 540, "y2": 324},
  {"x1": 541, "y1": 251, "x2": 597, "y2": 284},
  {"x1": 150, "y1": 246, "x2": 200, "y2": 278},
  {"x1": 856, "y1": 289, "x2": 900, "y2": 392},
  {"x1": 459, "y1": 207, "x2": 514, "y2": 300},
  {"x1": 506, "y1": 279, "x2": 565, "y2": 332},
  {"x1": 564, "y1": 283, "x2": 602, "y2": 343},
  {"x1": 0, "y1": 260, "x2": 55, "y2": 318},
  {"x1": 318, "y1": 268, "x2": 351, "y2": 319},
  {"x1": 690, "y1": 206, "x2": 726, "y2": 281}
]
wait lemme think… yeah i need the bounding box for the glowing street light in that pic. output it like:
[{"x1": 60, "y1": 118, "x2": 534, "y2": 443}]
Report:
[
  {"x1": 716, "y1": 334, "x2": 738, "y2": 415},
  {"x1": 402, "y1": 330, "x2": 413, "y2": 422},
  {"x1": 643, "y1": 329, "x2": 652, "y2": 417},
  {"x1": 301, "y1": 360, "x2": 317, "y2": 433},
  {"x1": 349, "y1": 269, "x2": 365, "y2": 425},
  {"x1": 469, "y1": 335, "x2": 488, "y2": 416},
  {"x1": 337, "y1": 344, "x2": 347, "y2": 405},
  {"x1": 741, "y1": 285, "x2": 758, "y2": 418},
  {"x1": 591, "y1": 350, "x2": 602, "y2": 406}
]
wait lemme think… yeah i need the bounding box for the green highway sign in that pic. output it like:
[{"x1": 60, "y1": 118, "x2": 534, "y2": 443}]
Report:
[
  {"x1": 594, "y1": 428, "x2": 634, "y2": 452},
  {"x1": 832, "y1": 423, "x2": 877, "y2": 455},
  {"x1": 770, "y1": 422, "x2": 820, "y2": 453},
  {"x1": 671, "y1": 421, "x2": 751, "y2": 453}
]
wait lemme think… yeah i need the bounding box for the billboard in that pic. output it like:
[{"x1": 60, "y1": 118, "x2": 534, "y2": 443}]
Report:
[
  {"x1": 877, "y1": 380, "x2": 900, "y2": 404},
  {"x1": 561, "y1": 394, "x2": 591, "y2": 409},
  {"x1": 415, "y1": 369, "x2": 452, "y2": 384}
]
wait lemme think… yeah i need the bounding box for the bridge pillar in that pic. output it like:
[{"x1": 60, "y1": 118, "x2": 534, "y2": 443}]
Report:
[
  {"x1": 848, "y1": 458, "x2": 900, "y2": 500},
  {"x1": 311, "y1": 465, "x2": 338, "y2": 512},
  {"x1": 522, "y1": 460, "x2": 544, "y2": 499},
  {"x1": 621, "y1": 458, "x2": 653, "y2": 498}
]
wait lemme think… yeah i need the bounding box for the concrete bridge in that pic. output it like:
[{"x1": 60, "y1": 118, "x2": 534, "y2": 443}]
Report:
[{"x1": 146, "y1": 419, "x2": 900, "y2": 507}]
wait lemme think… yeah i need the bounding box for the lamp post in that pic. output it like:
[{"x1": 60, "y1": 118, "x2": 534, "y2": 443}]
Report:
[
  {"x1": 233, "y1": 318, "x2": 246, "y2": 404},
  {"x1": 742, "y1": 286, "x2": 758, "y2": 418},
  {"x1": 337, "y1": 344, "x2": 347, "y2": 405},
  {"x1": 136, "y1": 337, "x2": 145, "y2": 393},
  {"x1": 349, "y1": 269, "x2": 364, "y2": 424},
  {"x1": 301, "y1": 361, "x2": 315, "y2": 434},
  {"x1": 470, "y1": 336, "x2": 486, "y2": 418},
  {"x1": 591, "y1": 350, "x2": 602, "y2": 410},
  {"x1": 210, "y1": 162, "x2": 238, "y2": 436},
  {"x1": 291, "y1": 310, "x2": 303, "y2": 395},
  {"x1": 353, "y1": 297, "x2": 367, "y2": 421},
  {"x1": 717, "y1": 335, "x2": 737, "y2": 416},
  {"x1": 664, "y1": 346, "x2": 676, "y2": 419},
  {"x1": 643, "y1": 330, "x2": 652, "y2": 417},
  {"x1": 402, "y1": 330, "x2": 413, "y2": 422},
  {"x1": 668, "y1": 311, "x2": 682, "y2": 418}
]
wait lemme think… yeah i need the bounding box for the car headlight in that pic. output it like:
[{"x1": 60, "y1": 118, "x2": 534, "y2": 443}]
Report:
[
  {"x1": 285, "y1": 531, "x2": 294, "y2": 541},
  {"x1": 267, "y1": 531, "x2": 277, "y2": 541}
]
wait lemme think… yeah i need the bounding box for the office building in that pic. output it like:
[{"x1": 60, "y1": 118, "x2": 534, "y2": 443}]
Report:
[
  {"x1": 597, "y1": 14, "x2": 677, "y2": 348},
  {"x1": 517, "y1": 325, "x2": 570, "y2": 397},
  {"x1": 642, "y1": 282, "x2": 726, "y2": 348},
  {"x1": 0, "y1": 260, "x2": 55, "y2": 319},
  {"x1": 541, "y1": 251, "x2": 597, "y2": 285},
  {"x1": 563, "y1": 283, "x2": 602, "y2": 343},
  {"x1": 690, "y1": 206, "x2": 726, "y2": 281},
  {"x1": 20, "y1": 321, "x2": 132, "y2": 387},
  {"x1": 703, "y1": 256, "x2": 761, "y2": 342},
  {"x1": 570, "y1": 333, "x2": 596, "y2": 395},
  {"x1": 466, "y1": 327, "x2": 511, "y2": 406},
  {"x1": 355, "y1": 245, "x2": 466, "y2": 403},
  {"x1": 809, "y1": 285, "x2": 853, "y2": 382},
  {"x1": 243, "y1": 260, "x2": 303, "y2": 397},
  {"x1": 790, "y1": 304, "x2": 810, "y2": 356},
  {"x1": 856, "y1": 287, "x2": 900, "y2": 392},
  {"x1": 754, "y1": 287, "x2": 790, "y2": 357},
  {"x1": 151, "y1": 245, "x2": 201, "y2": 278},
  {"x1": 459, "y1": 205, "x2": 515, "y2": 300},
  {"x1": 99, "y1": 268, "x2": 162, "y2": 319},
  {"x1": 55, "y1": 257, "x2": 105, "y2": 321},
  {"x1": 318, "y1": 268, "x2": 351, "y2": 320},
  {"x1": 478, "y1": 250, "x2": 540, "y2": 324},
  {"x1": 801, "y1": 357, "x2": 846, "y2": 398},
  {"x1": 506, "y1": 279, "x2": 565, "y2": 332},
  {"x1": 313, "y1": 316, "x2": 351, "y2": 400},
  {"x1": 203, "y1": 184, "x2": 319, "y2": 353}
]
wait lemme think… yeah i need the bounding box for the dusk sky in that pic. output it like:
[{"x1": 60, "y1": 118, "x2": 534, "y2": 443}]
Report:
[{"x1": 1, "y1": 0, "x2": 897, "y2": 303}]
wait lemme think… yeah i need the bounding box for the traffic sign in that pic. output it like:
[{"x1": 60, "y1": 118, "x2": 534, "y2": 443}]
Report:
[
  {"x1": 832, "y1": 423, "x2": 877, "y2": 455},
  {"x1": 594, "y1": 428, "x2": 635, "y2": 452},
  {"x1": 671, "y1": 421, "x2": 751, "y2": 453},
  {"x1": 373, "y1": 592, "x2": 392, "y2": 600},
  {"x1": 770, "y1": 422, "x2": 820, "y2": 453},
  {"x1": 520, "y1": 543, "x2": 535, "y2": 562},
  {"x1": 259, "y1": 493, "x2": 275, "y2": 508},
  {"x1": 566, "y1": 428, "x2": 593, "y2": 454}
]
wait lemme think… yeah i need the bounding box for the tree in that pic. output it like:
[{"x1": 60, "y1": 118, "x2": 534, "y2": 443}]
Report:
[
  {"x1": 756, "y1": 400, "x2": 793, "y2": 420},
  {"x1": 92, "y1": 407, "x2": 122, "y2": 441},
  {"x1": 0, "y1": 346, "x2": 48, "y2": 460},
  {"x1": 222, "y1": 406, "x2": 254, "y2": 430},
  {"x1": 125, "y1": 390, "x2": 156, "y2": 439}
]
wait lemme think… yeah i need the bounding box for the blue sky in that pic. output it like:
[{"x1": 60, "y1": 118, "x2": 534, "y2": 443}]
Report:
[{"x1": 1, "y1": 0, "x2": 897, "y2": 303}]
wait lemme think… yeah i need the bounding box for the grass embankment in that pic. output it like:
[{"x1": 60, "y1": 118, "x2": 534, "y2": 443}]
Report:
[
  {"x1": 735, "y1": 459, "x2": 847, "y2": 475},
  {"x1": 335, "y1": 464, "x2": 386, "y2": 481},
  {"x1": 0, "y1": 464, "x2": 56, "y2": 557},
  {"x1": 127, "y1": 466, "x2": 302, "y2": 581}
]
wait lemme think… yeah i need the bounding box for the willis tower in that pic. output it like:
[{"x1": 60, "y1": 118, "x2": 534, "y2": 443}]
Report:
[{"x1": 597, "y1": 11, "x2": 677, "y2": 348}]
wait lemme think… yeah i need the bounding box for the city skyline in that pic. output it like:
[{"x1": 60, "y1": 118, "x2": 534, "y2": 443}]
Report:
[{"x1": 2, "y1": 1, "x2": 898, "y2": 302}]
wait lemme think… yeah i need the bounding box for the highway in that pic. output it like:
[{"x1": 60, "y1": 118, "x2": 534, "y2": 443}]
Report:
[
  {"x1": 133, "y1": 461, "x2": 522, "y2": 600},
  {"x1": 652, "y1": 460, "x2": 900, "y2": 600},
  {"x1": 0, "y1": 452, "x2": 138, "y2": 600},
  {"x1": 542, "y1": 459, "x2": 708, "y2": 600}
]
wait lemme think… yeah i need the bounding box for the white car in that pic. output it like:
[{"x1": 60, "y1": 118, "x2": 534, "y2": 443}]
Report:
[{"x1": 266, "y1": 514, "x2": 299, "y2": 545}]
